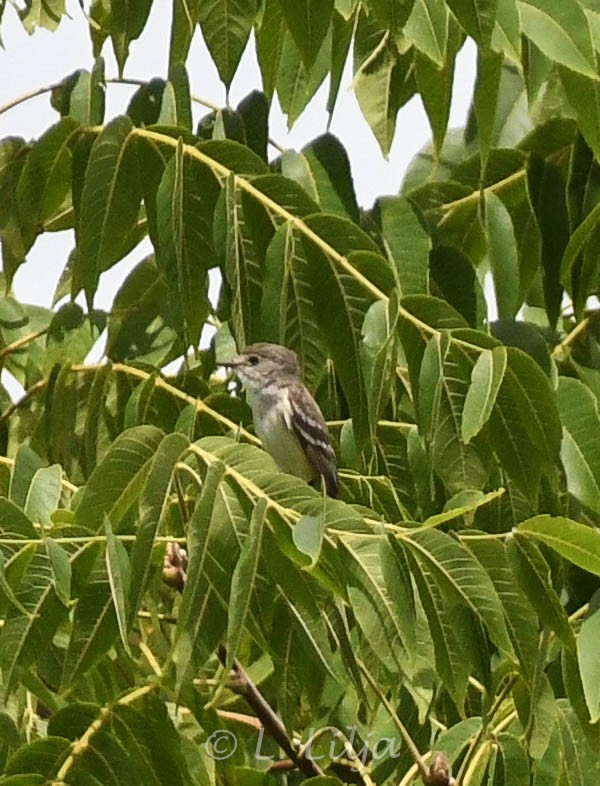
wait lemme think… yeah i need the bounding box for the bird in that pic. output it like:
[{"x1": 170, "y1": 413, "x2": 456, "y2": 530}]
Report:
[{"x1": 222, "y1": 342, "x2": 339, "y2": 497}]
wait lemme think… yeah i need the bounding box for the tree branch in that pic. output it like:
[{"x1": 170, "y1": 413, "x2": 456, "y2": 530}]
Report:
[{"x1": 217, "y1": 644, "x2": 325, "y2": 778}]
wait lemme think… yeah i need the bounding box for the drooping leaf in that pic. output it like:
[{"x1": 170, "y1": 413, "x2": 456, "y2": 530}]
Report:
[
  {"x1": 556, "y1": 377, "x2": 600, "y2": 515},
  {"x1": 226, "y1": 497, "x2": 268, "y2": 667},
  {"x1": 518, "y1": 0, "x2": 597, "y2": 79},
  {"x1": 156, "y1": 138, "x2": 212, "y2": 347},
  {"x1": 196, "y1": 0, "x2": 256, "y2": 87},
  {"x1": 104, "y1": 517, "x2": 131, "y2": 653},
  {"x1": 462, "y1": 346, "x2": 507, "y2": 443},
  {"x1": 73, "y1": 116, "x2": 141, "y2": 307},
  {"x1": 277, "y1": 0, "x2": 334, "y2": 70},
  {"x1": 517, "y1": 515, "x2": 600, "y2": 577},
  {"x1": 74, "y1": 426, "x2": 164, "y2": 532}
]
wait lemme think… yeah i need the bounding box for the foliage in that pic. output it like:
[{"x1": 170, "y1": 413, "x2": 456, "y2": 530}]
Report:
[{"x1": 1, "y1": 1, "x2": 600, "y2": 784}]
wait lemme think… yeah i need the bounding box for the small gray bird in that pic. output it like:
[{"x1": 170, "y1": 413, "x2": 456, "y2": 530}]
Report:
[{"x1": 223, "y1": 342, "x2": 339, "y2": 497}]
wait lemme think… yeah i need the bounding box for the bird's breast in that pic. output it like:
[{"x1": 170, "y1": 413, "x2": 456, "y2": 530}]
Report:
[{"x1": 252, "y1": 392, "x2": 315, "y2": 482}]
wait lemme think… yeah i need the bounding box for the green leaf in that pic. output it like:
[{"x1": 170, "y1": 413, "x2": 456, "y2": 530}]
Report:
[
  {"x1": 494, "y1": 733, "x2": 531, "y2": 786},
  {"x1": 278, "y1": 0, "x2": 333, "y2": 69},
  {"x1": 275, "y1": 27, "x2": 330, "y2": 126},
  {"x1": 301, "y1": 214, "x2": 379, "y2": 447},
  {"x1": 404, "y1": 0, "x2": 449, "y2": 66},
  {"x1": 256, "y1": 0, "x2": 286, "y2": 99},
  {"x1": 473, "y1": 50, "x2": 503, "y2": 174},
  {"x1": 560, "y1": 69, "x2": 600, "y2": 163},
  {"x1": 490, "y1": 320, "x2": 551, "y2": 375},
  {"x1": 74, "y1": 426, "x2": 165, "y2": 532},
  {"x1": 295, "y1": 134, "x2": 360, "y2": 222},
  {"x1": 467, "y1": 537, "x2": 539, "y2": 678},
  {"x1": 104, "y1": 517, "x2": 131, "y2": 653},
  {"x1": 447, "y1": 0, "x2": 497, "y2": 46},
  {"x1": 226, "y1": 498, "x2": 268, "y2": 667},
  {"x1": 169, "y1": 0, "x2": 200, "y2": 69},
  {"x1": 9, "y1": 445, "x2": 44, "y2": 510},
  {"x1": 517, "y1": 515, "x2": 600, "y2": 577},
  {"x1": 259, "y1": 222, "x2": 327, "y2": 391},
  {"x1": 462, "y1": 346, "x2": 507, "y2": 443},
  {"x1": 560, "y1": 197, "x2": 600, "y2": 287},
  {"x1": 24, "y1": 465, "x2": 62, "y2": 526},
  {"x1": 128, "y1": 432, "x2": 188, "y2": 623},
  {"x1": 0, "y1": 550, "x2": 69, "y2": 700},
  {"x1": 404, "y1": 544, "x2": 470, "y2": 705},
  {"x1": 423, "y1": 488, "x2": 504, "y2": 528},
  {"x1": 108, "y1": 0, "x2": 153, "y2": 76},
  {"x1": 173, "y1": 461, "x2": 230, "y2": 684},
  {"x1": 216, "y1": 177, "x2": 262, "y2": 347},
  {"x1": 529, "y1": 159, "x2": 569, "y2": 328},
  {"x1": 577, "y1": 599, "x2": 600, "y2": 723},
  {"x1": 51, "y1": 59, "x2": 106, "y2": 125},
  {"x1": 45, "y1": 538, "x2": 71, "y2": 607},
  {"x1": 327, "y1": 9, "x2": 355, "y2": 116},
  {"x1": 488, "y1": 347, "x2": 561, "y2": 500},
  {"x1": 293, "y1": 514, "x2": 325, "y2": 566},
  {"x1": 378, "y1": 195, "x2": 431, "y2": 296},
  {"x1": 492, "y1": 0, "x2": 521, "y2": 63},
  {"x1": 415, "y1": 50, "x2": 455, "y2": 156},
  {"x1": 341, "y1": 534, "x2": 417, "y2": 674},
  {"x1": 354, "y1": 11, "x2": 415, "y2": 156},
  {"x1": 418, "y1": 333, "x2": 488, "y2": 494},
  {"x1": 16, "y1": 117, "x2": 77, "y2": 244},
  {"x1": 518, "y1": 0, "x2": 598, "y2": 79},
  {"x1": 404, "y1": 528, "x2": 512, "y2": 652},
  {"x1": 556, "y1": 377, "x2": 600, "y2": 514},
  {"x1": 485, "y1": 191, "x2": 521, "y2": 319},
  {"x1": 197, "y1": 0, "x2": 256, "y2": 87},
  {"x1": 156, "y1": 138, "x2": 211, "y2": 347},
  {"x1": 61, "y1": 577, "x2": 117, "y2": 687},
  {"x1": 555, "y1": 700, "x2": 600, "y2": 786},
  {"x1": 0, "y1": 550, "x2": 33, "y2": 618},
  {"x1": 18, "y1": 0, "x2": 66, "y2": 32},
  {"x1": 4, "y1": 736, "x2": 70, "y2": 777},
  {"x1": 74, "y1": 116, "x2": 140, "y2": 307},
  {"x1": 508, "y1": 534, "x2": 575, "y2": 649},
  {"x1": 361, "y1": 296, "x2": 400, "y2": 443}
]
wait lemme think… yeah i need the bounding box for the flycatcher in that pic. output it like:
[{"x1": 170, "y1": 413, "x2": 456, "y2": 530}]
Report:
[{"x1": 223, "y1": 343, "x2": 339, "y2": 497}]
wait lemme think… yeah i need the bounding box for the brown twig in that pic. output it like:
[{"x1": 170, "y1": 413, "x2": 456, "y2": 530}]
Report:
[{"x1": 217, "y1": 644, "x2": 324, "y2": 778}]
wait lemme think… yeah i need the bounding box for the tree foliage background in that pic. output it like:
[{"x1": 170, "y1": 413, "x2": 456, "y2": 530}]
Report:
[{"x1": 1, "y1": 0, "x2": 600, "y2": 784}]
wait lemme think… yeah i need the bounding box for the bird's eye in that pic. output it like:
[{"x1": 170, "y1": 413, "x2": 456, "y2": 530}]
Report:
[{"x1": 248, "y1": 355, "x2": 260, "y2": 366}]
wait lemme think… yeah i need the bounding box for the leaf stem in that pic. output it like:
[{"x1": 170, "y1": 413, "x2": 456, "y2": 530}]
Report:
[
  {"x1": 0, "y1": 328, "x2": 48, "y2": 360},
  {"x1": 454, "y1": 673, "x2": 518, "y2": 785},
  {"x1": 551, "y1": 315, "x2": 591, "y2": 361},
  {"x1": 357, "y1": 658, "x2": 429, "y2": 780},
  {"x1": 72, "y1": 361, "x2": 260, "y2": 444},
  {"x1": 49, "y1": 685, "x2": 155, "y2": 785},
  {"x1": 433, "y1": 169, "x2": 527, "y2": 222}
]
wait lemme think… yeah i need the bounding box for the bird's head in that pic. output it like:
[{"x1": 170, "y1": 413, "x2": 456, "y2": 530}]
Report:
[{"x1": 222, "y1": 342, "x2": 300, "y2": 394}]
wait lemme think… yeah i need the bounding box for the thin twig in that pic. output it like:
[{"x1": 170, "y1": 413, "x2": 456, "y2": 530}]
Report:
[
  {"x1": 0, "y1": 328, "x2": 48, "y2": 360},
  {"x1": 357, "y1": 659, "x2": 429, "y2": 781},
  {"x1": 217, "y1": 644, "x2": 324, "y2": 778},
  {"x1": 49, "y1": 685, "x2": 155, "y2": 785},
  {"x1": 551, "y1": 316, "x2": 591, "y2": 361},
  {"x1": 0, "y1": 456, "x2": 78, "y2": 493},
  {"x1": 0, "y1": 378, "x2": 49, "y2": 424}
]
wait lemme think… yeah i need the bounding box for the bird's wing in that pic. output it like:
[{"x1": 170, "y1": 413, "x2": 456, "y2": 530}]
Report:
[{"x1": 287, "y1": 384, "x2": 339, "y2": 498}]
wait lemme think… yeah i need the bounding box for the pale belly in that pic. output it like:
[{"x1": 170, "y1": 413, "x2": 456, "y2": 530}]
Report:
[{"x1": 253, "y1": 400, "x2": 315, "y2": 483}]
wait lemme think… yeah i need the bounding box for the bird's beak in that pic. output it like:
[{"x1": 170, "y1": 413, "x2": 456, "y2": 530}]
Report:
[{"x1": 220, "y1": 356, "x2": 241, "y2": 369}]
